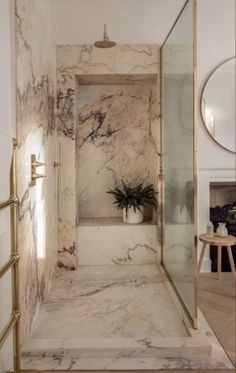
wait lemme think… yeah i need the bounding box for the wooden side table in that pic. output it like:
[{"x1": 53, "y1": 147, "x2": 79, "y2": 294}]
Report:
[{"x1": 198, "y1": 233, "x2": 236, "y2": 280}]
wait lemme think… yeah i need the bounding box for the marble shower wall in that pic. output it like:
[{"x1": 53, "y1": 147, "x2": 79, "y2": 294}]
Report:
[
  {"x1": 77, "y1": 83, "x2": 157, "y2": 219},
  {"x1": 15, "y1": 0, "x2": 57, "y2": 343},
  {"x1": 56, "y1": 45, "x2": 161, "y2": 269}
]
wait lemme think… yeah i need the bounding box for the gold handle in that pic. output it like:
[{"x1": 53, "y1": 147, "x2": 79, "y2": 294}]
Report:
[
  {"x1": 53, "y1": 161, "x2": 62, "y2": 168},
  {"x1": 31, "y1": 173, "x2": 46, "y2": 181},
  {"x1": 32, "y1": 161, "x2": 45, "y2": 167}
]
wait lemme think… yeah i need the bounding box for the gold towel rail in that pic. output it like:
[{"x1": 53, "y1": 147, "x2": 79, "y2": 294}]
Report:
[
  {"x1": 0, "y1": 255, "x2": 19, "y2": 280},
  {"x1": 0, "y1": 138, "x2": 21, "y2": 372},
  {"x1": 0, "y1": 311, "x2": 20, "y2": 350},
  {"x1": 0, "y1": 196, "x2": 17, "y2": 210}
]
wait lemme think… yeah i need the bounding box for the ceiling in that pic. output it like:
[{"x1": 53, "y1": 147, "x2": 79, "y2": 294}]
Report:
[{"x1": 52, "y1": 0, "x2": 186, "y2": 45}]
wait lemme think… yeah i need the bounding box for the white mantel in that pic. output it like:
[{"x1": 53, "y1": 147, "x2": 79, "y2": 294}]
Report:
[{"x1": 198, "y1": 168, "x2": 235, "y2": 272}]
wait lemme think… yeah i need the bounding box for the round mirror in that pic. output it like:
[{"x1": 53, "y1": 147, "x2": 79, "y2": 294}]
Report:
[{"x1": 201, "y1": 57, "x2": 236, "y2": 153}]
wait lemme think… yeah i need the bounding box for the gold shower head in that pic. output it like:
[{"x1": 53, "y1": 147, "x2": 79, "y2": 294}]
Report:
[{"x1": 94, "y1": 24, "x2": 116, "y2": 48}]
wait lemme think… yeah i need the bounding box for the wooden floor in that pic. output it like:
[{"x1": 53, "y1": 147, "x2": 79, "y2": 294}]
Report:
[{"x1": 199, "y1": 273, "x2": 236, "y2": 366}]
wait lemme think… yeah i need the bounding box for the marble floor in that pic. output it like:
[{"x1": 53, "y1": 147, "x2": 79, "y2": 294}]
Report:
[{"x1": 21, "y1": 264, "x2": 234, "y2": 370}]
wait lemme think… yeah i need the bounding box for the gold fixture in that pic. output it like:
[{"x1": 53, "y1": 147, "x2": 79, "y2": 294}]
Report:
[
  {"x1": 54, "y1": 141, "x2": 63, "y2": 168},
  {"x1": 31, "y1": 154, "x2": 46, "y2": 185},
  {"x1": 54, "y1": 161, "x2": 62, "y2": 168},
  {"x1": 94, "y1": 24, "x2": 116, "y2": 48},
  {"x1": 0, "y1": 138, "x2": 21, "y2": 371}
]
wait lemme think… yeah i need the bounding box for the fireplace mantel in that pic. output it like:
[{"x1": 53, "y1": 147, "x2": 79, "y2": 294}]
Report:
[{"x1": 198, "y1": 168, "x2": 235, "y2": 272}]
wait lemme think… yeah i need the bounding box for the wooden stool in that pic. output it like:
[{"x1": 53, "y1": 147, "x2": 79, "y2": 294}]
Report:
[{"x1": 198, "y1": 233, "x2": 236, "y2": 280}]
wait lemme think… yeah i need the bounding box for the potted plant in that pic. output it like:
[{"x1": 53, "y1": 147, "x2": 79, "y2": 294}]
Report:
[
  {"x1": 107, "y1": 181, "x2": 157, "y2": 224},
  {"x1": 226, "y1": 207, "x2": 236, "y2": 222},
  {"x1": 226, "y1": 206, "x2": 236, "y2": 235}
]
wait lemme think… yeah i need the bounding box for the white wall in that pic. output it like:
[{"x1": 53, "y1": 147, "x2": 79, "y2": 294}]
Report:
[
  {"x1": 52, "y1": 0, "x2": 185, "y2": 45},
  {"x1": 0, "y1": 0, "x2": 16, "y2": 372},
  {"x1": 198, "y1": 0, "x2": 235, "y2": 168},
  {"x1": 197, "y1": 0, "x2": 236, "y2": 271}
]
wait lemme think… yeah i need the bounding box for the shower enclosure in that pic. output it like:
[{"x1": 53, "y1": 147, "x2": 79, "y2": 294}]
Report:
[
  {"x1": 1, "y1": 0, "x2": 201, "y2": 370},
  {"x1": 161, "y1": 0, "x2": 198, "y2": 328}
]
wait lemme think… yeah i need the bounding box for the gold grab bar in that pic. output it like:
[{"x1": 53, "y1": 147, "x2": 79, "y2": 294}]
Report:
[{"x1": 0, "y1": 138, "x2": 21, "y2": 371}]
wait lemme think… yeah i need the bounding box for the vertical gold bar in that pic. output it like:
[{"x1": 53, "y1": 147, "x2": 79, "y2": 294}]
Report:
[
  {"x1": 160, "y1": 46, "x2": 164, "y2": 266},
  {"x1": 193, "y1": 0, "x2": 199, "y2": 329},
  {"x1": 10, "y1": 138, "x2": 21, "y2": 372}
]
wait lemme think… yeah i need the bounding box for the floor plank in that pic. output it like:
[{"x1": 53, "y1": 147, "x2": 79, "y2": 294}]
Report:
[
  {"x1": 20, "y1": 369, "x2": 235, "y2": 373},
  {"x1": 199, "y1": 273, "x2": 236, "y2": 366}
]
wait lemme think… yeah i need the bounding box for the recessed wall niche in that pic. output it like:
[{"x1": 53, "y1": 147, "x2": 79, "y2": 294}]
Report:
[{"x1": 75, "y1": 74, "x2": 158, "y2": 222}]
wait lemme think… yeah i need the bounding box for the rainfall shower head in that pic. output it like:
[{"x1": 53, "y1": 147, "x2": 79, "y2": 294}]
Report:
[{"x1": 94, "y1": 24, "x2": 116, "y2": 48}]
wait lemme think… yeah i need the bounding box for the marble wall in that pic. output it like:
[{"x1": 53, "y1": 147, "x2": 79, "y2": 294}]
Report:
[
  {"x1": 15, "y1": 0, "x2": 57, "y2": 343},
  {"x1": 56, "y1": 45, "x2": 161, "y2": 269},
  {"x1": 76, "y1": 83, "x2": 157, "y2": 219},
  {"x1": 77, "y1": 223, "x2": 158, "y2": 266}
]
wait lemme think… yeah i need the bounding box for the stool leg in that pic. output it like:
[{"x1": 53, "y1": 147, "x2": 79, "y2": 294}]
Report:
[
  {"x1": 217, "y1": 246, "x2": 222, "y2": 280},
  {"x1": 198, "y1": 242, "x2": 207, "y2": 273},
  {"x1": 227, "y1": 246, "x2": 236, "y2": 280}
]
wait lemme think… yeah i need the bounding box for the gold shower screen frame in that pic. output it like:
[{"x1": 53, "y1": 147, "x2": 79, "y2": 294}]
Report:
[{"x1": 160, "y1": 0, "x2": 198, "y2": 329}]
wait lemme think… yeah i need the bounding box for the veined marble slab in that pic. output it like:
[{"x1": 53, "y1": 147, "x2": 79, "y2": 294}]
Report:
[
  {"x1": 76, "y1": 83, "x2": 158, "y2": 219},
  {"x1": 24, "y1": 265, "x2": 186, "y2": 340},
  {"x1": 21, "y1": 264, "x2": 233, "y2": 370},
  {"x1": 77, "y1": 223, "x2": 158, "y2": 265},
  {"x1": 22, "y1": 336, "x2": 211, "y2": 358},
  {"x1": 15, "y1": 0, "x2": 57, "y2": 343},
  {"x1": 79, "y1": 217, "x2": 156, "y2": 225},
  {"x1": 20, "y1": 353, "x2": 234, "y2": 370},
  {"x1": 56, "y1": 44, "x2": 161, "y2": 269},
  {"x1": 56, "y1": 45, "x2": 159, "y2": 75}
]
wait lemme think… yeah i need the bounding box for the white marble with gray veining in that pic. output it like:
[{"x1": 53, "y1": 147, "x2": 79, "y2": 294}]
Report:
[
  {"x1": 56, "y1": 45, "x2": 159, "y2": 76},
  {"x1": 15, "y1": 0, "x2": 57, "y2": 342},
  {"x1": 21, "y1": 264, "x2": 233, "y2": 370},
  {"x1": 76, "y1": 84, "x2": 158, "y2": 219},
  {"x1": 77, "y1": 224, "x2": 158, "y2": 265},
  {"x1": 56, "y1": 45, "x2": 161, "y2": 269},
  {"x1": 21, "y1": 353, "x2": 233, "y2": 371}
]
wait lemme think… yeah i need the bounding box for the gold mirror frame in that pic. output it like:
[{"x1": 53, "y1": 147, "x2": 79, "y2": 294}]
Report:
[{"x1": 200, "y1": 56, "x2": 236, "y2": 154}]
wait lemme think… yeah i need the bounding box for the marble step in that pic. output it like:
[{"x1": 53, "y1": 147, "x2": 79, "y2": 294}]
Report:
[{"x1": 22, "y1": 335, "x2": 211, "y2": 359}]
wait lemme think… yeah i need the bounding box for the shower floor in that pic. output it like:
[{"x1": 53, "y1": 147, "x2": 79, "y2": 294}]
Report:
[{"x1": 21, "y1": 264, "x2": 233, "y2": 370}]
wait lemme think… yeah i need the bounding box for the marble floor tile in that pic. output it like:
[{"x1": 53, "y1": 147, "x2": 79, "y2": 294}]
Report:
[
  {"x1": 21, "y1": 353, "x2": 233, "y2": 370},
  {"x1": 26, "y1": 265, "x2": 187, "y2": 340},
  {"x1": 21, "y1": 264, "x2": 233, "y2": 370}
]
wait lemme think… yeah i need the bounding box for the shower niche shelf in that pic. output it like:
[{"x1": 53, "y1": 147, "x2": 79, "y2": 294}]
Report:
[
  {"x1": 77, "y1": 217, "x2": 158, "y2": 266},
  {"x1": 78, "y1": 217, "x2": 156, "y2": 226}
]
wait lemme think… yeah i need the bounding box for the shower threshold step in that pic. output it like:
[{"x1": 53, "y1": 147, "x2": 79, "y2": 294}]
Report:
[{"x1": 21, "y1": 335, "x2": 211, "y2": 359}]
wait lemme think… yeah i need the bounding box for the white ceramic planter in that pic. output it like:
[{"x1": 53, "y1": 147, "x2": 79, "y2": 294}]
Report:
[
  {"x1": 172, "y1": 205, "x2": 190, "y2": 224},
  {"x1": 123, "y1": 206, "x2": 144, "y2": 224}
]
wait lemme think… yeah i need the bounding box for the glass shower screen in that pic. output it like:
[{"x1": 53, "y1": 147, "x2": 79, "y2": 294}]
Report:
[{"x1": 161, "y1": 0, "x2": 198, "y2": 327}]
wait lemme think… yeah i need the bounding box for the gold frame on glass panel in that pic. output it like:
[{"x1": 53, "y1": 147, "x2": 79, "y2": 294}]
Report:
[{"x1": 160, "y1": 0, "x2": 198, "y2": 329}]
